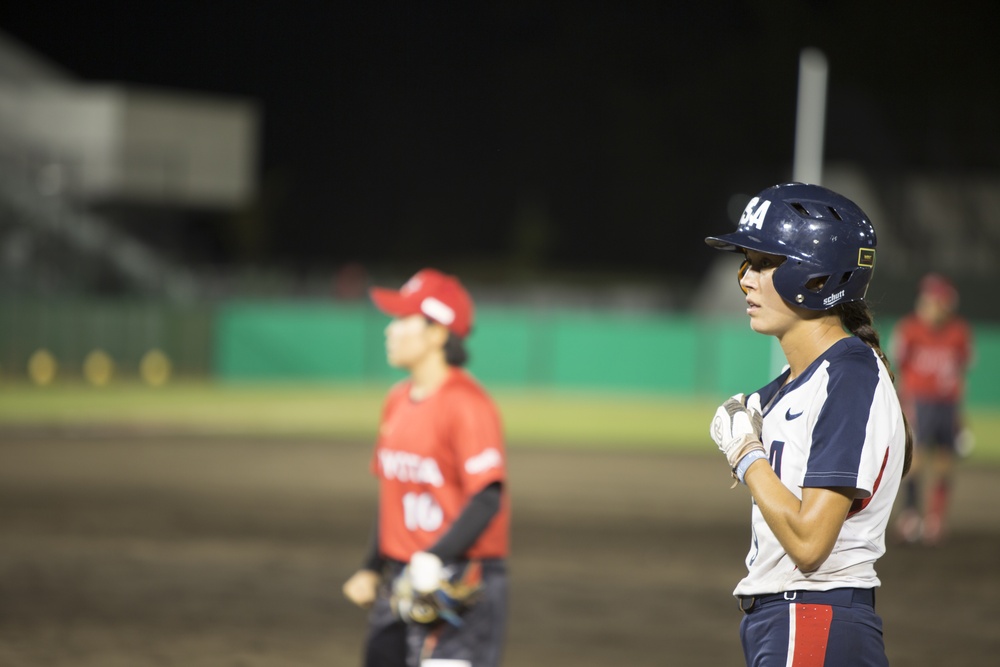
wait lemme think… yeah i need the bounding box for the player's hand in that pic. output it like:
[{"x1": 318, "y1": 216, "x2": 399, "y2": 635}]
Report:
[
  {"x1": 391, "y1": 555, "x2": 483, "y2": 627},
  {"x1": 408, "y1": 551, "x2": 443, "y2": 594},
  {"x1": 342, "y1": 569, "x2": 380, "y2": 610},
  {"x1": 710, "y1": 393, "x2": 765, "y2": 470},
  {"x1": 391, "y1": 552, "x2": 444, "y2": 625}
]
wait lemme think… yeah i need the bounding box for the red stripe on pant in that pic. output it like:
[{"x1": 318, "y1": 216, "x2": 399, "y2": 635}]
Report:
[{"x1": 789, "y1": 604, "x2": 833, "y2": 666}]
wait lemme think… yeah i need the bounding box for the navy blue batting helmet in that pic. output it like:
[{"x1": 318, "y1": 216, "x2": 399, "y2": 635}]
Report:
[{"x1": 705, "y1": 183, "x2": 877, "y2": 310}]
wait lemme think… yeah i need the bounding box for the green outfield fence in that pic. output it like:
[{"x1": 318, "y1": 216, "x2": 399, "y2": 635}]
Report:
[
  {"x1": 0, "y1": 299, "x2": 214, "y2": 379},
  {"x1": 1, "y1": 298, "x2": 999, "y2": 405}
]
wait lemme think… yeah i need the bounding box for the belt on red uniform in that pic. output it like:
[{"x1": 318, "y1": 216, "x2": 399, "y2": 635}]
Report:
[{"x1": 738, "y1": 587, "x2": 875, "y2": 614}]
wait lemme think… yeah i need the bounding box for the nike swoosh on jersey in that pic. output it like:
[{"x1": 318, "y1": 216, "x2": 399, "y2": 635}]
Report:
[{"x1": 785, "y1": 408, "x2": 804, "y2": 420}]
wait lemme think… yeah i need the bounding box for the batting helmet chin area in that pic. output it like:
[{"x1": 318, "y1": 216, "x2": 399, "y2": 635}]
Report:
[{"x1": 705, "y1": 182, "x2": 877, "y2": 311}]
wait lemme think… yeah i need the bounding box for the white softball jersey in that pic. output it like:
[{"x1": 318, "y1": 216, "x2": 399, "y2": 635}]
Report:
[{"x1": 733, "y1": 336, "x2": 907, "y2": 597}]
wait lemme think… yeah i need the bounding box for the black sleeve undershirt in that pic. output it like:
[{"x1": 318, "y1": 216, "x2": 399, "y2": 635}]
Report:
[
  {"x1": 428, "y1": 481, "x2": 503, "y2": 562},
  {"x1": 361, "y1": 509, "x2": 384, "y2": 572}
]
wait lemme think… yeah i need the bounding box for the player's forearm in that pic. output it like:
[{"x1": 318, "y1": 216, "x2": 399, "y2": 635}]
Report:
[
  {"x1": 744, "y1": 463, "x2": 845, "y2": 572},
  {"x1": 428, "y1": 482, "x2": 502, "y2": 561},
  {"x1": 362, "y1": 510, "x2": 384, "y2": 571}
]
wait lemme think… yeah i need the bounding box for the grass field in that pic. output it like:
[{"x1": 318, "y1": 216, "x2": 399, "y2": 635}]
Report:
[{"x1": 2, "y1": 381, "x2": 999, "y2": 461}]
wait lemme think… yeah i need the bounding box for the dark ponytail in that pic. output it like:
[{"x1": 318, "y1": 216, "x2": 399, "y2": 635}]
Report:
[
  {"x1": 424, "y1": 317, "x2": 470, "y2": 367},
  {"x1": 443, "y1": 332, "x2": 469, "y2": 367},
  {"x1": 837, "y1": 301, "x2": 913, "y2": 477}
]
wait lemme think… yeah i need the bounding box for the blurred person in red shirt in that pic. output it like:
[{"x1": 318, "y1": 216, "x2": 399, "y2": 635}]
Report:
[
  {"x1": 342, "y1": 268, "x2": 510, "y2": 667},
  {"x1": 891, "y1": 273, "x2": 974, "y2": 546}
]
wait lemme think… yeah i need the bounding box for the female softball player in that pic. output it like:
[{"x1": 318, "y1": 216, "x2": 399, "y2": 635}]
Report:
[
  {"x1": 891, "y1": 273, "x2": 973, "y2": 546},
  {"x1": 342, "y1": 268, "x2": 510, "y2": 667},
  {"x1": 705, "y1": 183, "x2": 912, "y2": 667}
]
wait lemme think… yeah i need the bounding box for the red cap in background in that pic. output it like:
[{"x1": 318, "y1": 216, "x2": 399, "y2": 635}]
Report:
[
  {"x1": 369, "y1": 268, "x2": 474, "y2": 337},
  {"x1": 919, "y1": 273, "x2": 958, "y2": 308}
]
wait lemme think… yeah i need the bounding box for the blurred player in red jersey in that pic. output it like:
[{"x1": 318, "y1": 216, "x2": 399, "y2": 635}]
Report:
[
  {"x1": 342, "y1": 268, "x2": 509, "y2": 667},
  {"x1": 892, "y1": 273, "x2": 974, "y2": 546}
]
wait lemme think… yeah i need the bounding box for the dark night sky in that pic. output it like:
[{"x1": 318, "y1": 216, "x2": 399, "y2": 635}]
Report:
[{"x1": 2, "y1": 1, "x2": 999, "y2": 284}]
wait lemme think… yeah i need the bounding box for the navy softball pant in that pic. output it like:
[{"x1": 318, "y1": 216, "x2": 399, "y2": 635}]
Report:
[{"x1": 738, "y1": 588, "x2": 888, "y2": 667}]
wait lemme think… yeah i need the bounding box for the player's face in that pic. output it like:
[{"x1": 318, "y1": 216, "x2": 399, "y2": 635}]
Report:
[
  {"x1": 740, "y1": 250, "x2": 802, "y2": 337},
  {"x1": 916, "y1": 293, "x2": 951, "y2": 326},
  {"x1": 384, "y1": 314, "x2": 445, "y2": 369}
]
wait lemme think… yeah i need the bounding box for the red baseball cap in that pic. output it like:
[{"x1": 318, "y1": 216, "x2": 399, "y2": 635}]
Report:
[
  {"x1": 920, "y1": 273, "x2": 958, "y2": 308},
  {"x1": 369, "y1": 268, "x2": 474, "y2": 337}
]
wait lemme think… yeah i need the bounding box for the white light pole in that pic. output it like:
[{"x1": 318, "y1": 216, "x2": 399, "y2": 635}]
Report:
[
  {"x1": 772, "y1": 48, "x2": 830, "y2": 376},
  {"x1": 793, "y1": 47, "x2": 829, "y2": 186}
]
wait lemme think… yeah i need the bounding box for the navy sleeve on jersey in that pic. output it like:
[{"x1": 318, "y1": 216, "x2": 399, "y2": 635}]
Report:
[{"x1": 803, "y1": 346, "x2": 881, "y2": 489}]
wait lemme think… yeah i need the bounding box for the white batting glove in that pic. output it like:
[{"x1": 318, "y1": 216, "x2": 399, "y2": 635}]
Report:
[
  {"x1": 710, "y1": 393, "x2": 765, "y2": 483},
  {"x1": 408, "y1": 551, "x2": 443, "y2": 594}
]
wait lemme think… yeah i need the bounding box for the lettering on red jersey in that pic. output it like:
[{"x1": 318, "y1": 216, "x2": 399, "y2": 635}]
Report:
[
  {"x1": 373, "y1": 368, "x2": 511, "y2": 561},
  {"x1": 378, "y1": 449, "x2": 444, "y2": 487}
]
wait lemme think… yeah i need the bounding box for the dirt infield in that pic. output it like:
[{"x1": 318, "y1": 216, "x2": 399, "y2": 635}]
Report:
[{"x1": 1, "y1": 433, "x2": 999, "y2": 666}]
